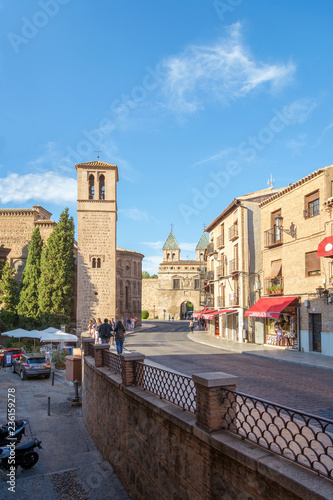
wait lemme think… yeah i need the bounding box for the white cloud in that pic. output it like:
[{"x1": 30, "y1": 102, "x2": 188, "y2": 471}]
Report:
[
  {"x1": 0, "y1": 172, "x2": 77, "y2": 204},
  {"x1": 286, "y1": 134, "x2": 307, "y2": 153},
  {"x1": 314, "y1": 122, "x2": 333, "y2": 147},
  {"x1": 142, "y1": 255, "x2": 161, "y2": 274},
  {"x1": 119, "y1": 207, "x2": 148, "y2": 220},
  {"x1": 179, "y1": 242, "x2": 196, "y2": 252},
  {"x1": 141, "y1": 241, "x2": 164, "y2": 250},
  {"x1": 281, "y1": 98, "x2": 317, "y2": 124},
  {"x1": 160, "y1": 23, "x2": 295, "y2": 114}
]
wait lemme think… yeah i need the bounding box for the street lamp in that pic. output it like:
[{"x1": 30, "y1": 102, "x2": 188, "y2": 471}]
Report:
[{"x1": 275, "y1": 214, "x2": 297, "y2": 238}]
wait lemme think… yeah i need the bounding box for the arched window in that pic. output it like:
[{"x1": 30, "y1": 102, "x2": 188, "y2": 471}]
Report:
[
  {"x1": 89, "y1": 174, "x2": 95, "y2": 200},
  {"x1": 99, "y1": 174, "x2": 105, "y2": 200},
  {"x1": 172, "y1": 253, "x2": 175, "y2": 259},
  {"x1": 97, "y1": 258, "x2": 101, "y2": 268},
  {"x1": 92, "y1": 258, "x2": 96, "y2": 268},
  {"x1": 167, "y1": 253, "x2": 170, "y2": 259}
]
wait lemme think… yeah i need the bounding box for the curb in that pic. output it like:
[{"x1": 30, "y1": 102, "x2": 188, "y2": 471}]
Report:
[{"x1": 242, "y1": 351, "x2": 333, "y2": 371}]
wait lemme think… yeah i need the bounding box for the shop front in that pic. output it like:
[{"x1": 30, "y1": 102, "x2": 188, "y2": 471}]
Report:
[
  {"x1": 203, "y1": 309, "x2": 238, "y2": 338},
  {"x1": 245, "y1": 297, "x2": 299, "y2": 349}
]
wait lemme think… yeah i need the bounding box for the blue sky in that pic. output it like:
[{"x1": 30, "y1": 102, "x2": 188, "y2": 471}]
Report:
[{"x1": 1, "y1": 1, "x2": 333, "y2": 273}]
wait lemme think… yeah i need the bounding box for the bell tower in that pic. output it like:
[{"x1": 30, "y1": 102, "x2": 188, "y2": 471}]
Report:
[{"x1": 76, "y1": 161, "x2": 118, "y2": 334}]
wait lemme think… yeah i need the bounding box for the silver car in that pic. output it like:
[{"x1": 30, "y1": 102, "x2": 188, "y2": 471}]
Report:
[{"x1": 12, "y1": 353, "x2": 51, "y2": 380}]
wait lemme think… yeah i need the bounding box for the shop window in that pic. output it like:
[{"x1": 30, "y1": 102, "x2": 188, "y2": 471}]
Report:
[
  {"x1": 304, "y1": 191, "x2": 319, "y2": 218},
  {"x1": 173, "y1": 279, "x2": 180, "y2": 289},
  {"x1": 89, "y1": 174, "x2": 95, "y2": 200},
  {"x1": 305, "y1": 251, "x2": 320, "y2": 276},
  {"x1": 99, "y1": 174, "x2": 105, "y2": 200}
]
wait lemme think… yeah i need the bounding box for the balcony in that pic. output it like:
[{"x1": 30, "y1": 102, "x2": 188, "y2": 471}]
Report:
[
  {"x1": 216, "y1": 234, "x2": 225, "y2": 248},
  {"x1": 201, "y1": 295, "x2": 213, "y2": 307},
  {"x1": 264, "y1": 227, "x2": 283, "y2": 248},
  {"x1": 303, "y1": 207, "x2": 320, "y2": 219},
  {"x1": 216, "y1": 265, "x2": 226, "y2": 277},
  {"x1": 264, "y1": 277, "x2": 284, "y2": 296},
  {"x1": 229, "y1": 293, "x2": 239, "y2": 306},
  {"x1": 207, "y1": 243, "x2": 214, "y2": 255},
  {"x1": 229, "y1": 258, "x2": 239, "y2": 274},
  {"x1": 229, "y1": 224, "x2": 238, "y2": 241},
  {"x1": 207, "y1": 270, "x2": 214, "y2": 281},
  {"x1": 216, "y1": 296, "x2": 225, "y2": 308}
]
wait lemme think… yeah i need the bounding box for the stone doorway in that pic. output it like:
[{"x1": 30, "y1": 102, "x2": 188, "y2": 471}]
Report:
[{"x1": 180, "y1": 301, "x2": 193, "y2": 320}]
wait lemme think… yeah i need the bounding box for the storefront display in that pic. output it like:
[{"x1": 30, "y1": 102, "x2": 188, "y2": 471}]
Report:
[{"x1": 265, "y1": 307, "x2": 298, "y2": 347}]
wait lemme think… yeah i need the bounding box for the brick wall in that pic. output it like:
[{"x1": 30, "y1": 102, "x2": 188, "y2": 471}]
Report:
[{"x1": 83, "y1": 356, "x2": 331, "y2": 500}]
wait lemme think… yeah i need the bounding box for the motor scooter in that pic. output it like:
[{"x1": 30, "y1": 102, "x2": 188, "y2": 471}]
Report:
[
  {"x1": 0, "y1": 438, "x2": 42, "y2": 470},
  {"x1": 0, "y1": 420, "x2": 28, "y2": 447}
]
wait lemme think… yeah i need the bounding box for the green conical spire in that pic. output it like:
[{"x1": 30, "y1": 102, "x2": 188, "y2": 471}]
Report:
[
  {"x1": 195, "y1": 232, "x2": 209, "y2": 250},
  {"x1": 162, "y1": 230, "x2": 180, "y2": 250}
]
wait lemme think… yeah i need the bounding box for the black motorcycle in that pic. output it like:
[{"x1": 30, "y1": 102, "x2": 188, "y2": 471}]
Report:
[
  {"x1": 0, "y1": 438, "x2": 42, "y2": 470},
  {"x1": 0, "y1": 420, "x2": 27, "y2": 447}
]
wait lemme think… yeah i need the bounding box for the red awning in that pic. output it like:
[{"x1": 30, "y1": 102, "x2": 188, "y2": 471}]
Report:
[
  {"x1": 203, "y1": 309, "x2": 237, "y2": 320},
  {"x1": 245, "y1": 297, "x2": 298, "y2": 318},
  {"x1": 193, "y1": 308, "x2": 216, "y2": 319},
  {"x1": 317, "y1": 236, "x2": 333, "y2": 258}
]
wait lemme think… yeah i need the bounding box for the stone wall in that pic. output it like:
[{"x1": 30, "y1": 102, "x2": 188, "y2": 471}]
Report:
[
  {"x1": 142, "y1": 279, "x2": 159, "y2": 318},
  {"x1": 83, "y1": 355, "x2": 331, "y2": 500}
]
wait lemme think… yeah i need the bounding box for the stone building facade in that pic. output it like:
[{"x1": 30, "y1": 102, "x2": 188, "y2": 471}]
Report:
[
  {"x1": 255, "y1": 166, "x2": 333, "y2": 356},
  {"x1": 205, "y1": 188, "x2": 281, "y2": 342},
  {"x1": 116, "y1": 247, "x2": 143, "y2": 325},
  {"x1": 142, "y1": 230, "x2": 208, "y2": 320},
  {"x1": 0, "y1": 205, "x2": 56, "y2": 281},
  {"x1": 0, "y1": 161, "x2": 144, "y2": 334}
]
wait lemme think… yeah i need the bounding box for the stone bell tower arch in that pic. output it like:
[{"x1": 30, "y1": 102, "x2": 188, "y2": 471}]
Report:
[{"x1": 76, "y1": 161, "x2": 118, "y2": 334}]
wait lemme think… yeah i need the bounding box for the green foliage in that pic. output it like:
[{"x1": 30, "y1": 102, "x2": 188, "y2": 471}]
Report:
[
  {"x1": 38, "y1": 208, "x2": 75, "y2": 328},
  {"x1": 186, "y1": 302, "x2": 193, "y2": 312},
  {"x1": 142, "y1": 272, "x2": 158, "y2": 279},
  {"x1": 51, "y1": 349, "x2": 67, "y2": 367},
  {"x1": 142, "y1": 310, "x2": 149, "y2": 319},
  {"x1": 23, "y1": 340, "x2": 42, "y2": 353},
  {"x1": 0, "y1": 261, "x2": 19, "y2": 329},
  {"x1": 17, "y1": 227, "x2": 43, "y2": 329},
  {"x1": 4, "y1": 338, "x2": 21, "y2": 348}
]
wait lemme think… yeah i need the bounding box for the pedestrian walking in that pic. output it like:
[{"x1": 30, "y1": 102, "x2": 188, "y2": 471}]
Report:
[
  {"x1": 189, "y1": 319, "x2": 194, "y2": 333},
  {"x1": 130, "y1": 316, "x2": 135, "y2": 331},
  {"x1": 114, "y1": 320, "x2": 126, "y2": 354},
  {"x1": 98, "y1": 318, "x2": 113, "y2": 344}
]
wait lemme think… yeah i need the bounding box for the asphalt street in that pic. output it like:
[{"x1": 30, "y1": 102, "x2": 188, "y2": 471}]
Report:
[{"x1": 125, "y1": 321, "x2": 333, "y2": 421}]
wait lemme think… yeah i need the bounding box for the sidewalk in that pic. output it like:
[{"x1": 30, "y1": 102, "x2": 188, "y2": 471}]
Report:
[{"x1": 188, "y1": 330, "x2": 333, "y2": 371}]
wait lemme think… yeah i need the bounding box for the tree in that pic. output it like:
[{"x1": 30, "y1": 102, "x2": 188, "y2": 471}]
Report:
[
  {"x1": 0, "y1": 261, "x2": 19, "y2": 329},
  {"x1": 38, "y1": 208, "x2": 75, "y2": 328},
  {"x1": 142, "y1": 271, "x2": 158, "y2": 279},
  {"x1": 17, "y1": 227, "x2": 43, "y2": 329}
]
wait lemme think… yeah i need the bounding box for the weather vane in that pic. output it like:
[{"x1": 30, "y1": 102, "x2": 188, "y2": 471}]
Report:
[
  {"x1": 95, "y1": 148, "x2": 102, "y2": 159},
  {"x1": 171, "y1": 223, "x2": 174, "y2": 231}
]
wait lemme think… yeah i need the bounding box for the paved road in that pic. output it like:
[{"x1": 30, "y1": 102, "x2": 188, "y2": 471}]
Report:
[
  {"x1": 0, "y1": 370, "x2": 130, "y2": 500},
  {"x1": 125, "y1": 321, "x2": 333, "y2": 421}
]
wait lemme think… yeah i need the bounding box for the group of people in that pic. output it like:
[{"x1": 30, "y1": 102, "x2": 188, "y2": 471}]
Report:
[
  {"x1": 88, "y1": 317, "x2": 127, "y2": 354},
  {"x1": 123, "y1": 316, "x2": 137, "y2": 330}
]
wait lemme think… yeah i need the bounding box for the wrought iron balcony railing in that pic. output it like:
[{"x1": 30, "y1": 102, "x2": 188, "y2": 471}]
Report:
[
  {"x1": 229, "y1": 294, "x2": 239, "y2": 306},
  {"x1": 265, "y1": 277, "x2": 284, "y2": 296},
  {"x1": 229, "y1": 224, "x2": 238, "y2": 241},
  {"x1": 229, "y1": 258, "x2": 239, "y2": 274},
  {"x1": 207, "y1": 270, "x2": 214, "y2": 281},
  {"x1": 216, "y1": 265, "x2": 226, "y2": 277},
  {"x1": 264, "y1": 227, "x2": 283, "y2": 247},
  {"x1": 216, "y1": 234, "x2": 225, "y2": 248},
  {"x1": 207, "y1": 243, "x2": 214, "y2": 255}
]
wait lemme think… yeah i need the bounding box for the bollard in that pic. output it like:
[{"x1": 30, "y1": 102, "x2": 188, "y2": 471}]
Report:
[
  {"x1": 48, "y1": 397, "x2": 50, "y2": 416},
  {"x1": 52, "y1": 371, "x2": 55, "y2": 386},
  {"x1": 73, "y1": 380, "x2": 80, "y2": 402}
]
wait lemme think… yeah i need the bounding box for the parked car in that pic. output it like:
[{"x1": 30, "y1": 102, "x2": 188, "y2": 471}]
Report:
[
  {"x1": 0, "y1": 348, "x2": 23, "y2": 368},
  {"x1": 12, "y1": 353, "x2": 51, "y2": 380}
]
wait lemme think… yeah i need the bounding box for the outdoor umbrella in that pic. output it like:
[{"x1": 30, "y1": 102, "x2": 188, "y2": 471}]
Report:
[{"x1": 39, "y1": 331, "x2": 78, "y2": 343}]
